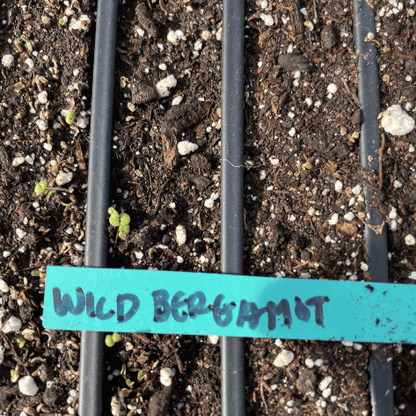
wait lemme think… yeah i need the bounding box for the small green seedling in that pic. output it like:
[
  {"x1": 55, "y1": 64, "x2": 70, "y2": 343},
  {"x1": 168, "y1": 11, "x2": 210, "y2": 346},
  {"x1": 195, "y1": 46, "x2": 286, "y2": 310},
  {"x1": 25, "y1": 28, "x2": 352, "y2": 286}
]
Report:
[
  {"x1": 31, "y1": 270, "x2": 41, "y2": 277},
  {"x1": 126, "y1": 379, "x2": 134, "y2": 388},
  {"x1": 11, "y1": 369, "x2": 19, "y2": 383},
  {"x1": 108, "y1": 207, "x2": 131, "y2": 239},
  {"x1": 105, "y1": 332, "x2": 121, "y2": 347},
  {"x1": 137, "y1": 370, "x2": 145, "y2": 381},
  {"x1": 66, "y1": 110, "x2": 75, "y2": 125},
  {"x1": 21, "y1": 37, "x2": 33, "y2": 52},
  {"x1": 35, "y1": 180, "x2": 73, "y2": 196},
  {"x1": 35, "y1": 180, "x2": 47, "y2": 195},
  {"x1": 16, "y1": 339, "x2": 25, "y2": 348}
]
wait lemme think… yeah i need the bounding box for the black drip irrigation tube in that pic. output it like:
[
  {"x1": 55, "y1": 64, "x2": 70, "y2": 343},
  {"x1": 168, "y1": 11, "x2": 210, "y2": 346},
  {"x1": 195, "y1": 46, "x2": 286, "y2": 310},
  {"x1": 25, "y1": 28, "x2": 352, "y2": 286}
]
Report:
[
  {"x1": 79, "y1": 1, "x2": 118, "y2": 415},
  {"x1": 353, "y1": 1, "x2": 394, "y2": 415},
  {"x1": 220, "y1": 0, "x2": 246, "y2": 414}
]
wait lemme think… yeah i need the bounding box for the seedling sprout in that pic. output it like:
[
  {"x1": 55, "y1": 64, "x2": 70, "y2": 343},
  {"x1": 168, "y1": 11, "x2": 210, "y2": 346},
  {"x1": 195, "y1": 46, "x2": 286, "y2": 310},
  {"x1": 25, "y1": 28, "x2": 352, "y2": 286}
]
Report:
[
  {"x1": 35, "y1": 180, "x2": 73, "y2": 196},
  {"x1": 66, "y1": 110, "x2": 75, "y2": 125},
  {"x1": 105, "y1": 332, "x2": 121, "y2": 347},
  {"x1": 108, "y1": 207, "x2": 131, "y2": 239}
]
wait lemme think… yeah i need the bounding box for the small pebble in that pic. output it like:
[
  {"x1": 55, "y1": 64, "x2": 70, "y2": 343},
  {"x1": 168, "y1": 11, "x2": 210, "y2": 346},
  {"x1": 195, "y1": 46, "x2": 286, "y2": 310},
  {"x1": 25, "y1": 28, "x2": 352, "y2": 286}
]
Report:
[
  {"x1": 18, "y1": 376, "x2": 39, "y2": 396},
  {"x1": 381, "y1": 105, "x2": 415, "y2": 136},
  {"x1": 273, "y1": 349, "x2": 294, "y2": 367}
]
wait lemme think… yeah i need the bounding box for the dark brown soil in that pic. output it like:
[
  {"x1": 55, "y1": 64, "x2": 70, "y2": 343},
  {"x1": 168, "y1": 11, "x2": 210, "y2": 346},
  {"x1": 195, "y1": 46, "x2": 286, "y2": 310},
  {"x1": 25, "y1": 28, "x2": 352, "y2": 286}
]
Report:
[{"x1": 0, "y1": 0, "x2": 414, "y2": 415}]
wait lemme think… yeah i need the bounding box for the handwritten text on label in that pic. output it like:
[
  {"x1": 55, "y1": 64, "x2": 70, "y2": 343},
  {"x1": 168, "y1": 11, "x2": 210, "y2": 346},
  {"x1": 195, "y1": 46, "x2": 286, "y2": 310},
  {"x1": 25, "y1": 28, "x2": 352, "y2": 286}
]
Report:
[{"x1": 53, "y1": 287, "x2": 329, "y2": 330}]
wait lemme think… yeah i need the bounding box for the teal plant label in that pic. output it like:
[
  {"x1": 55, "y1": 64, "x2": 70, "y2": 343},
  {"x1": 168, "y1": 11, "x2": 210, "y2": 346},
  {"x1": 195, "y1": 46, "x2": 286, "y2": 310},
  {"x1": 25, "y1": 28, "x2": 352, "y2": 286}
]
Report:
[{"x1": 43, "y1": 266, "x2": 416, "y2": 343}]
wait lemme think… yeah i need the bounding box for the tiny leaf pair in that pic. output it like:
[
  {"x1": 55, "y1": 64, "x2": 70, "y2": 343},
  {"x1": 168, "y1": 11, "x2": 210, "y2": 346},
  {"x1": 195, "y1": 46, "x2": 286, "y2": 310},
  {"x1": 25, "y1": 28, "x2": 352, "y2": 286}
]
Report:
[
  {"x1": 108, "y1": 207, "x2": 131, "y2": 239},
  {"x1": 35, "y1": 180, "x2": 47, "y2": 195}
]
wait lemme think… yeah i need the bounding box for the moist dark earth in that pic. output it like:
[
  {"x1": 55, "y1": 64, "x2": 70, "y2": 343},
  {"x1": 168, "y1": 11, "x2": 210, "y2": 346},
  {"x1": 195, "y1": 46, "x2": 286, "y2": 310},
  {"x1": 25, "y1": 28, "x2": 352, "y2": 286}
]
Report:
[{"x1": 0, "y1": 0, "x2": 416, "y2": 415}]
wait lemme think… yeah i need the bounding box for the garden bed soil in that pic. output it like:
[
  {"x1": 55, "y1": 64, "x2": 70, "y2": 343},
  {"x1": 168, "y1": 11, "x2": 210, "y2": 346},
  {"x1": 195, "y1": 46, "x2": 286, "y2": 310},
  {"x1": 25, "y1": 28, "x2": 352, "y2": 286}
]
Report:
[{"x1": 0, "y1": 0, "x2": 415, "y2": 415}]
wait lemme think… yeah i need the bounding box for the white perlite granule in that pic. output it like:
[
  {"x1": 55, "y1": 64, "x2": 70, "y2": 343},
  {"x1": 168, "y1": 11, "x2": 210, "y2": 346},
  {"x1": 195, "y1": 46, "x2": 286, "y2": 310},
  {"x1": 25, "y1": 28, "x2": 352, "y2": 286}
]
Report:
[
  {"x1": 273, "y1": 349, "x2": 294, "y2": 367},
  {"x1": 16, "y1": 228, "x2": 27, "y2": 239},
  {"x1": 160, "y1": 368, "x2": 175, "y2": 387},
  {"x1": 2, "y1": 316, "x2": 22, "y2": 333},
  {"x1": 260, "y1": 14, "x2": 274, "y2": 26},
  {"x1": 0, "y1": 279, "x2": 9, "y2": 293},
  {"x1": 36, "y1": 119, "x2": 48, "y2": 131},
  {"x1": 319, "y1": 376, "x2": 333, "y2": 391},
  {"x1": 175, "y1": 225, "x2": 187, "y2": 246},
  {"x1": 110, "y1": 396, "x2": 124, "y2": 416},
  {"x1": 405, "y1": 234, "x2": 416, "y2": 246},
  {"x1": 18, "y1": 376, "x2": 39, "y2": 396},
  {"x1": 172, "y1": 95, "x2": 183, "y2": 106},
  {"x1": 208, "y1": 335, "x2": 219, "y2": 344},
  {"x1": 167, "y1": 30, "x2": 185, "y2": 44},
  {"x1": 178, "y1": 141, "x2": 198, "y2": 156},
  {"x1": 327, "y1": 83, "x2": 337, "y2": 94},
  {"x1": 38, "y1": 91, "x2": 48, "y2": 104},
  {"x1": 381, "y1": 105, "x2": 415, "y2": 136},
  {"x1": 328, "y1": 213, "x2": 339, "y2": 225},
  {"x1": 352, "y1": 185, "x2": 362, "y2": 195},
  {"x1": 344, "y1": 212, "x2": 355, "y2": 221},
  {"x1": 409, "y1": 271, "x2": 416, "y2": 280},
  {"x1": 56, "y1": 171, "x2": 73, "y2": 186},
  {"x1": 305, "y1": 358, "x2": 314, "y2": 368},
  {"x1": 155, "y1": 75, "x2": 177, "y2": 97},
  {"x1": 334, "y1": 180, "x2": 343, "y2": 192},
  {"x1": 2, "y1": 53, "x2": 14, "y2": 68}
]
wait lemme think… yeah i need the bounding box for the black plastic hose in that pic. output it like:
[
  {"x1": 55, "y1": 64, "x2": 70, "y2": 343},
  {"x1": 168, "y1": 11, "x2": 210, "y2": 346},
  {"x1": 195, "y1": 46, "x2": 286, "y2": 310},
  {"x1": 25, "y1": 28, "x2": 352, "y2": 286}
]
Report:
[
  {"x1": 220, "y1": 0, "x2": 245, "y2": 414},
  {"x1": 79, "y1": 1, "x2": 118, "y2": 415},
  {"x1": 353, "y1": 2, "x2": 394, "y2": 415}
]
